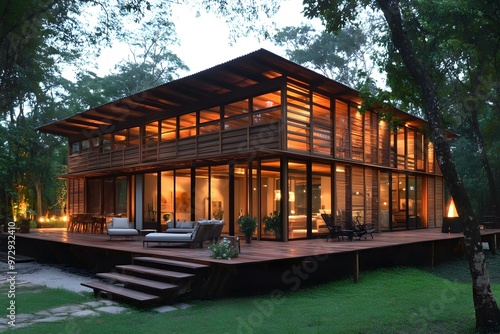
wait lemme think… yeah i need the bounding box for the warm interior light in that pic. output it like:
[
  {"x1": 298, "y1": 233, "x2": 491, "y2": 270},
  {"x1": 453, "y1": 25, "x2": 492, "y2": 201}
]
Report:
[{"x1": 446, "y1": 197, "x2": 459, "y2": 218}]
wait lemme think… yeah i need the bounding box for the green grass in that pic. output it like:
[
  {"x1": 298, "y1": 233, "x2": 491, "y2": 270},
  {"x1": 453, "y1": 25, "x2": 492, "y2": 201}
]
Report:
[{"x1": 4, "y1": 254, "x2": 500, "y2": 333}]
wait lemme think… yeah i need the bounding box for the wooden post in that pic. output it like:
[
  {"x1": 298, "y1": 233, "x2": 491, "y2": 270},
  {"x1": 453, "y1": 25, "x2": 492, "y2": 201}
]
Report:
[
  {"x1": 354, "y1": 251, "x2": 359, "y2": 283},
  {"x1": 431, "y1": 241, "x2": 435, "y2": 268}
]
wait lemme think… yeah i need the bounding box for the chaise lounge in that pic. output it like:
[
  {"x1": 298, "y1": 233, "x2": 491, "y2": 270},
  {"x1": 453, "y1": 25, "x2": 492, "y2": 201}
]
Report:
[
  {"x1": 107, "y1": 217, "x2": 139, "y2": 240},
  {"x1": 143, "y1": 219, "x2": 224, "y2": 248}
]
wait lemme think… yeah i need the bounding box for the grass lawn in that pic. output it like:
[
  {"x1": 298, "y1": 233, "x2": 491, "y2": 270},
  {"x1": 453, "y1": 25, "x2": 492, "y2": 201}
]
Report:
[{"x1": 3, "y1": 253, "x2": 500, "y2": 333}]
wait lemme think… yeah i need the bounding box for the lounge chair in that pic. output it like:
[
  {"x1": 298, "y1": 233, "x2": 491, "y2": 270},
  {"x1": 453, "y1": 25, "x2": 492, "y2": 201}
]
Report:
[
  {"x1": 107, "y1": 217, "x2": 139, "y2": 240},
  {"x1": 143, "y1": 220, "x2": 224, "y2": 248},
  {"x1": 321, "y1": 214, "x2": 345, "y2": 241},
  {"x1": 344, "y1": 218, "x2": 375, "y2": 240}
]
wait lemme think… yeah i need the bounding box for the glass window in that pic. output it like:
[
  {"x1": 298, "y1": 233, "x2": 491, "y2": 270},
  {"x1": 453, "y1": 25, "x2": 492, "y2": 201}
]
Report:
[
  {"x1": 288, "y1": 161, "x2": 307, "y2": 239},
  {"x1": 161, "y1": 118, "x2": 177, "y2": 141},
  {"x1": 102, "y1": 133, "x2": 112, "y2": 152},
  {"x1": 103, "y1": 177, "x2": 114, "y2": 213},
  {"x1": 253, "y1": 91, "x2": 281, "y2": 111},
  {"x1": 195, "y1": 167, "x2": 209, "y2": 220},
  {"x1": 114, "y1": 129, "x2": 127, "y2": 150},
  {"x1": 199, "y1": 107, "x2": 220, "y2": 135},
  {"x1": 86, "y1": 179, "x2": 101, "y2": 214},
  {"x1": 71, "y1": 142, "x2": 80, "y2": 154},
  {"x1": 211, "y1": 165, "x2": 229, "y2": 234},
  {"x1": 260, "y1": 160, "x2": 281, "y2": 239},
  {"x1": 179, "y1": 112, "x2": 196, "y2": 138},
  {"x1": 144, "y1": 173, "x2": 158, "y2": 226},
  {"x1": 175, "y1": 169, "x2": 191, "y2": 222},
  {"x1": 129, "y1": 127, "x2": 140, "y2": 146},
  {"x1": 144, "y1": 121, "x2": 159, "y2": 144},
  {"x1": 82, "y1": 139, "x2": 90, "y2": 152},
  {"x1": 335, "y1": 164, "x2": 346, "y2": 224},
  {"x1": 351, "y1": 106, "x2": 363, "y2": 161},
  {"x1": 225, "y1": 99, "x2": 249, "y2": 117},
  {"x1": 312, "y1": 162, "x2": 331, "y2": 236},
  {"x1": 160, "y1": 171, "x2": 174, "y2": 228},
  {"x1": 115, "y1": 176, "x2": 128, "y2": 216}
]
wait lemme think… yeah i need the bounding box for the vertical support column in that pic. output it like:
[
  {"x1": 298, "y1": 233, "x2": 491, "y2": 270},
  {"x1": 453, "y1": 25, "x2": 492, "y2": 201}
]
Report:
[
  {"x1": 135, "y1": 174, "x2": 143, "y2": 230},
  {"x1": 354, "y1": 251, "x2": 360, "y2": 283}
]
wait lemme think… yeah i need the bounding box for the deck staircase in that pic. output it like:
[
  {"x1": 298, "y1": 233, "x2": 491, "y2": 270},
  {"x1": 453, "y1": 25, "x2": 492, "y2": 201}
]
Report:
[{"x1": 81, "y1": 256, "x2": 210, "y2": 306}]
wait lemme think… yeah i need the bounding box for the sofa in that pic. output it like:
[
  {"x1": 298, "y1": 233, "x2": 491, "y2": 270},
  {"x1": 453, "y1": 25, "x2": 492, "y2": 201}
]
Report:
[
  {"x1": 165, "y1": 220, "x2": 196, "y2": 233},
  {"x1": 143, "y1": 219, "x2": 224, "y2": 248},
  {"x1": 107, "y1": 217, "x2": 138, "y2": 240}
]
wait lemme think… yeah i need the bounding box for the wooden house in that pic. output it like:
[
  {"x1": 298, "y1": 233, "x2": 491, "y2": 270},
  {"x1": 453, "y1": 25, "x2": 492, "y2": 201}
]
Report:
[{"x1": 38, "y1": 49, "x2": 445, "y2": 241}]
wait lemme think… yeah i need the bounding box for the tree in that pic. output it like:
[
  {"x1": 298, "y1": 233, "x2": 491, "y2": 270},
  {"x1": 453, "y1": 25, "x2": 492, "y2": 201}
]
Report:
[
  {"x1": 272, "y1": 23, "x2": 375, "y2": 88},
  {"x1": 302, "y1": 0, "x2": 500, "y2": 329}
]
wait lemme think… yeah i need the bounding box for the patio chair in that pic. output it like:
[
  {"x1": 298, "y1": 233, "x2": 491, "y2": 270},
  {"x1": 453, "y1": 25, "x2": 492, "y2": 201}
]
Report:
[
  {"x1": 344, "y1": 218, "x2": 375, "y2": 240},
  {"x1": 321, "y1": 214, "x2": 344, "y2": 241},
  {"x1": 107, "y1": 217, "x2": 139, "y2": 240}
]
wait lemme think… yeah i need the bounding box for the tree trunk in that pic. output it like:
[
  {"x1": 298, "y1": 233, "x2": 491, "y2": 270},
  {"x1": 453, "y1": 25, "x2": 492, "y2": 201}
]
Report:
[
  {"x1": 467, "y1": 104, "x2": 500, "y2": 219},
  {"x1": 377, "y1": 0, "x2": 500, "y2": 329}
]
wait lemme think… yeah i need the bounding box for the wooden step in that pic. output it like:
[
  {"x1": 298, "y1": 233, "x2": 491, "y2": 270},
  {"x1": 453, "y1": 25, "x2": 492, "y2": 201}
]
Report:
[
  {"x1": 81, "y1": 281, "x2": 160, "y2": 304},
  {"x1": 132, "y1": 257, "x2": 209, "y2": 273},
  {"x1": 96, "y1": 272, "x2": 178, "y2": 292},
  {"x1": 116, "y1": 264, "x2": 195, "y2": 282}
]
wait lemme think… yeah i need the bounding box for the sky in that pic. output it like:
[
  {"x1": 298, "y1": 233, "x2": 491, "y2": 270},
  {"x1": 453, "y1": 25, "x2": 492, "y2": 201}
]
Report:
[{"x1": 94, "y1": 0, "x2": 316, "y2": 77}]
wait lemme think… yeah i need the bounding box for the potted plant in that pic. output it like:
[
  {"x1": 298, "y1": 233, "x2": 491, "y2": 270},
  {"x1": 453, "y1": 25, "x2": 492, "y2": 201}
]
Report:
[
  {"x1": 237, "y1": 215, "x2": 257, "y2": 243},
  {"x1": 264, "y1": 211, "x2": 281, "y2": 240}
]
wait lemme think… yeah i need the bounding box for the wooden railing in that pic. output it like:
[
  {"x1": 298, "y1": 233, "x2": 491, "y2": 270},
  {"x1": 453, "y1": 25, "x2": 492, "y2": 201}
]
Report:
[{"x1": 67, "y1": 121, "x2": 282, "y2": 174}]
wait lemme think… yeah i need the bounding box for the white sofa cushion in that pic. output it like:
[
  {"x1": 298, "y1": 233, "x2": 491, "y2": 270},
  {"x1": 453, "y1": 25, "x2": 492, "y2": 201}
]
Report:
[{"x1": 144, "y1": 232, "x2": 193, "y2": 242}]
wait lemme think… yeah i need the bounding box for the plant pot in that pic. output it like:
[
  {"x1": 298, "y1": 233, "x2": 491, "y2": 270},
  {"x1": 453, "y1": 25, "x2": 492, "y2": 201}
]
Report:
[
  {"x1": 245, "y1": 235, "x2": 252, "y2": 243},
  {"x1": 19, "y1": 219, "x2": 30, "y2": 233}
]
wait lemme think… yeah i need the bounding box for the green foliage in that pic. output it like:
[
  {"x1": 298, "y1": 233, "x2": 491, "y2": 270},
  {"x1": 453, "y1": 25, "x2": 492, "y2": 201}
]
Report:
[
  {"x1": 263, "y1": 211, "x2": 281, "y2": 234},
  {"x1": 237, "y1": 215, "x2": 257, "y2": 236},
  {"x1": 208, "y1": 238, "x2": 239, "y2": 259}
]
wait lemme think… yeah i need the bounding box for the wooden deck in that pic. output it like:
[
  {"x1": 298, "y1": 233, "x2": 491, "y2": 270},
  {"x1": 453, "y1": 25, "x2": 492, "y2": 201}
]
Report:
[{"x1": 12, "y1": 228, "x2": 500, "y2": 299}]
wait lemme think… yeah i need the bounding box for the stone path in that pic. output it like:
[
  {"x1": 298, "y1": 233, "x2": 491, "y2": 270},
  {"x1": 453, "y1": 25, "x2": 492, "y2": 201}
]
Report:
[{"x1": 0, "y1": 298, "x2": 192, "y2": 332}]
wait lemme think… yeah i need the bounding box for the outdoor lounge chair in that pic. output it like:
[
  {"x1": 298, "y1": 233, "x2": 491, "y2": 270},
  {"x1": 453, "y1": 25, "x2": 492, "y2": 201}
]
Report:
[
  {"x1": 143, "y1": 220, "x2": 224, "y2": 248},
  {"x1": 321, "y1": 214, "x2": 345, "y2": 241},
  {"x1": 344, "y1": 218, "x2": 376, "y2": 240},
  {"x1": 107, "y1": 217, "x2": 139, "y2": 240}
]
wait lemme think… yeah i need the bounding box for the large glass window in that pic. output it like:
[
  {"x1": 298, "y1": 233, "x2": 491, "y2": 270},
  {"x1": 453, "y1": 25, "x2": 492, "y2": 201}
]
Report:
[
  {"x1": 312, "y1": 162, "x2": 331, "y2": 236},
  {"x1": 260, "y1": 160, "x2": 281, "y2": 239},
  {"x1": 115, "y1": 176, "x2": 128, "y2": 216},
  {"x1": 160, "y1": 171, "x2": 174, "y2": 230},
  {"x1": 379, "y1": 172, "x2": 391, "y2": 230},
  {"x1": 288, "y1": 161, "x2": 307, "y2": 239},
  {"x1": 335, "y1": 164, "x2": 346, "y2": 224},
  {"x1": 103, "y1": 177, "x2": 114, "y2": 214},
  {"x1": 87, "y1": 179, "x2": 101, "y2": 214},
  {"x1": 175, "y1": 169, "x2": 191, "y2": 222},
  {"x1": 211, "y1": 165, "x2": 229, "y2": 233},
  {"x1": 143, "y1": 173, "x2": 158, "y2": 227},
  {"x1": 195, "y1": 167, "x2": 209, "y2": 220},
  {"x1": 234, "y1": 163, "x2": 250, "y2": 235}
]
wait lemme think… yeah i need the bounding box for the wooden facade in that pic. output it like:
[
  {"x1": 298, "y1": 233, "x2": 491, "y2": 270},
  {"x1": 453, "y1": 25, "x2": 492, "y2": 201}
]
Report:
[{"x1": 39, "y1": 49, "x2": 446, "y2": 241}]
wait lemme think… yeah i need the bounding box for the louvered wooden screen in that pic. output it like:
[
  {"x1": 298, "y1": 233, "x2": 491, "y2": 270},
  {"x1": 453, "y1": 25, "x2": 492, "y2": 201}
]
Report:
[
  {"x1": 286, "y1": 81, "x2": 310, "y2": 152},
  {"x1": 378, "y1": 120, "x2": 390, "y2": 166},
  {"x1": 312, "y1": 92, "x2": 332, "y2": 156},
  {"x1": 351, "y1": 107, "x2": 363, "y2": 161},
  {"x1": 335, "y1": 101, "x2": 350, "y2": 158},
  {"x1": 427, "y1": 177, "x2": 436, "y2": 228}
]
